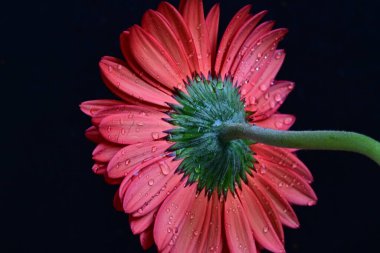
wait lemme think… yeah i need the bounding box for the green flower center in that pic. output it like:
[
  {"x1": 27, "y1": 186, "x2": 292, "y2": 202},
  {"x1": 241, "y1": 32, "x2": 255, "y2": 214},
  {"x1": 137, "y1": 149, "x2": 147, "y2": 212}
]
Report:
[{"x1": 166, "y1": 76, "x2": 255, "y2": 198}]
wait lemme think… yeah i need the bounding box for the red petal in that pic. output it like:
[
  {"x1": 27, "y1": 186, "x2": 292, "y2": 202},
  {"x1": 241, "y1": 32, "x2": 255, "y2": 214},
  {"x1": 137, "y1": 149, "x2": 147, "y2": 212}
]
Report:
[
  {"x1": 142, "y1": 10, "x2": 191, "y2": 81},
  {"x1": 205, "y1": 4, "x2": 220, "y2": 68},
  {"x1": 224, "y1": 194, "x2": 257, "y2": 253},
  {"x1": 85, "y1": 126, "x2": 104, "y2": 143},
  {"x1": 122, "y1": 157, "x2": 182, "y2": 216},
  {"x1": 254, "y1": 173, "x2": 300, "y2": 228},
  {"x1": 239, "y1": 184, "x2": 285, "y2": 252},
  {"x1": 80, "y1": 99, "x2": 124, "y2": 117},
  {"x1": 92, "y1": 143, "x2": 121, "y2": 163},
  {"x1": 219, "y1": 11, "x2": 267, "y2": 77},
  {"x1": 153, "y1": 183, "x2": 197, "y2": 251},
  {"x1": 196, "y1": 192, "x2": 222, "y2": 253},
  {"x1": 140, "y1": 227, "x2": 154, "y2": 250},
  {"x1": 251, "y1": 143, "x2": 313, "y2": 182},
  {"x1": 92, "y1": 163, "x2": 106, "y2": 175},
  {"x1": 91, "y1": 104, "x2": 166, "y2": 127},
  {"x1": 100, "y1": 56, "x2": 175, "y2": 108},
  {"x1": 230, "y1": 21, "x2": 275, "y2": 75},
  {"x1": 99, "y1": 112, "x2": 172, "y2": 144},
  {"x1": 214, "y1": 5, "x2": 252, "y2": 74},
  {"x1": 107, "y1": 141, "x2": 172, "y2": 179},
  {"x1": 234, "y1": 29, "x2": 287, "y2": 91},
  {"x1": 130, "y1": 208, "x2": 157, "y2": 234},
  {"x1": 123, "y1": 26, "x2": 184, "y2": 91},
  {"x1": 240, "y1": 49, "x2": 286, "y2": 106},
  {"x1": 257, "y1": 160, "x2": 317, "y2": 206},
  {"x1": 180, "y1": 0, "x2": 211, "y2": 74},
  {"x1": 157, "y1": 2, "x2": 200, "y2": 74},
  {"x1": 247, "y1": 80, "x2": 294, "y2": 121},
  {"x1": 247, "y1": 176, "x2": 284, "y2": 243},
  {"x1": 254, "y1": 114, "x2": 295, "y2": 131}
]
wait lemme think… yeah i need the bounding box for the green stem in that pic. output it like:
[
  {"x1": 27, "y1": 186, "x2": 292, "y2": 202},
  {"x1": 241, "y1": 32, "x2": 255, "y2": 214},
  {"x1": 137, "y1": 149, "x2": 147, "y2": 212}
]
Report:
[{"x1": 220, "y1": 123, "x2": 380, "y2": 166}]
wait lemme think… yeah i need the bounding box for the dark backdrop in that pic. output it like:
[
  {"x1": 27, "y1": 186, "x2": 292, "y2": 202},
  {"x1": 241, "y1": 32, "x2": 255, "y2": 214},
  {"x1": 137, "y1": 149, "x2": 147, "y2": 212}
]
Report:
[{"x1": 2, "y1": 0, "x2": 380, "y2": 252}]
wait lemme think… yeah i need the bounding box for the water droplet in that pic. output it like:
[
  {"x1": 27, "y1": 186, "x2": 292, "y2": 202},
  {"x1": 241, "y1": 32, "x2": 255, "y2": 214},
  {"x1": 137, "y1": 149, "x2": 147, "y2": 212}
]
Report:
[
  {"x1": 259, "y1": 84, "x2": 268, "y2": 91},
  {"x1": 167, "y1": 228, "x2": 172, "y2": 233},
  {"x1": 275, "y1": 52, "x2": 282, "y2": 60},
  {"x1": 166, "y1": 208, "x2": 170, "y2": 213},
  {"x1": 108, "y1": 65, "x2": 113, "y2": 72},
  {"x1": 169, "y1": 240, "x2": 174, "y2": 245},
  {"x1": 125, "y1": 159, "x2": 130, "y2": 165},
  {"x1": 307, "y1": 201, "x2": 315, "y2": 206},
  {"x1": 151, "y1": 146, "x2": 157, "y2": 152},
  {"x1": 263, "y1": 226, "x2": 269, "y2": 233},
  {"x1": 107, "y1": 126, "x2": 112, "y2": 132},
  {"x1": 138, "y1": 208, "x2": 143, "y2": 214},
  {"x1": 160, "y1": 162, "x2": 170, "y2": 175},
  {"x1": 190, "y1": 213, "x2": 195, "y2": 220},
  {"x1": 288, "y1": 83, "x2": 294, "y2": 90},
  {"x1": 120, "y1": 128, "x2": 126, "y2": 135},
  {"x1": 275, "y1": 121, "x2": 284, "y2": 129},
  {"x1": 284, "y1": 117, "x2": 293, "y2": 125},
  {"x1": 148, "y1": 179, "x2": 154, "y2": 186},
  {"x1": 117, "y1": 64, "x2": 122, "y2": 70},
  {"x1": 137, "y1": 122, "x2": 144, "y2": 126},
  {"x1": 151, "y1": 132, "x2": 160, "y2": 140},
  {"x1": 193, "y1": 230, "x2": 199, "y2": 236},
  {"x1": 274, "y1": 94, "x2": 282, "y2": 102},
  {"x1": 241, "y1": 89, "x2": 247, "y2": 95},
  {"x1": 249, "y1": 96, "x2": 257, "y2": 105},
  {"x1": 278, "y1": 182, "x2": 284, "y2": 188}
]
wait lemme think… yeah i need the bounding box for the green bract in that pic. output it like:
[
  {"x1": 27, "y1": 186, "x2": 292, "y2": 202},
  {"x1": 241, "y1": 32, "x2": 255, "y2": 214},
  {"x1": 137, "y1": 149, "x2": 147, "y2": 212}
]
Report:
[{"x1": 165, "y1": 76, "x2": 255, "y2": 198}]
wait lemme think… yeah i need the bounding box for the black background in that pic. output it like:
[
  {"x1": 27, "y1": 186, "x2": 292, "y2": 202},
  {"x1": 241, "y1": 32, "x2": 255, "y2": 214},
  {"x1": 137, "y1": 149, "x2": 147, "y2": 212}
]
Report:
[{"x1": 2, "y1": 0, "x2": 380, "y2": 252}]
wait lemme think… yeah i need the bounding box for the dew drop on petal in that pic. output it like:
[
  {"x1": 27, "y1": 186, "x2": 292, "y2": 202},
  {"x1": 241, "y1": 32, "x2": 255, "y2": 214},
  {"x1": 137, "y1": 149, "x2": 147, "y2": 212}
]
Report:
[
  {"x1": 193, "y1": 230, "x2": 199, "y2": 236},
  {"x1": 275, "y1": 121, "x2": 284, "y2": 129},
  {"x1": 151, "y1": 146, "x2": 157, "y2": 152},
  {"x1": 138, "y1": 208, "x2": 143, "y2": 214},
  {"x1": 125, "y1": 159, "x2": 130, "y2": 165},
  {"x1": 284, "y1": 117, "x2": 293, "y2": 125},
  {"x1": 240, "y1": 88, "x2": 247, "y2": 95},
  {"x1": 274, "y1": 94, "x2": 282, "y2": 102},
  {"x1": 148, "y1": 179, "x2": 154, "y2": 186},
  {"x1": 152, "y1": 132, "x2": 160, "y2": 140},
  {"x1": 160, "y1": 162, "x2": 170, "y2": 175},
  {"x1": 167, "y1": 228, "x2": 172, "y2": 233},
  {"x1": 260, "y1": 84, "x2": 268, "y2": 91},
  {"x1": 263, "y1": 226, "x2": 269, "y2": 233}
]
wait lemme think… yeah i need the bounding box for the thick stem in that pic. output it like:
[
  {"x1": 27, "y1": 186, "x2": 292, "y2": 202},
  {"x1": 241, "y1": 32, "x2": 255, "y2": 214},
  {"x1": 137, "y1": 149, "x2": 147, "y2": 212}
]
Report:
[{"x1": 220, "y1": 123, "x2": 380, "y2": 166}]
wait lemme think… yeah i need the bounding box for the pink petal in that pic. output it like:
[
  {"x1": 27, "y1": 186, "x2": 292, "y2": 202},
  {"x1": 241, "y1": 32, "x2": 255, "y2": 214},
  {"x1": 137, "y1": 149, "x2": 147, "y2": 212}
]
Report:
[
  {"x1": 230, "y1": 21, "x2": 275, "y2": 75},
  {"x1": 98, "y1": 112, "x2": 172, "y2": 145},
  {"x1": 107, "y1": 141, "x2": 172, "y2": 179},
  {"x1": 80, "y1": 99, "x2": 124, "y2": 117},
  {"x1": 234, "y1": 29, "x2": 287, "y2": 91},
  {"x1": 214, "y1": 5, "x2": 252, "y2": 75},
  {"x1": 247, "y1": 80, "x2": 294, "y2": 121},
  {"x1": 224, "y1": 194, "x2": 257, "y2": 253},
  {"x1": 142, "y1": 10, "x2": 191, "y2": 82},
  {"x1": 219, "y1": 11, "x2": 267, "y2": 77},
  {"x1": 157, "y1": 2, "x2": 200, "y2": 74},
  {"x1": 251, "y1": 143, "x2": 313, "y2": 182},
  {"x1": 254, "y1": 173, "x2": 300, "y2": 228},
  {"x1": 196, "y1": 192, "x2": 222, "y2": 253},
  {"x1": 180, "y1": 0, "x2": 211, "y2": 74},
  {"x1": 239, "y1": 184, "x2": 285, "y2": 252},
  {"x1": 205, "y1": 4, "x2": 220, "y2": 68},
  {"x1": 257, "y1": 160, "x2": 317, "y2": 206},
  {"x1": 130, "y1": 208, "x2": 157, "y2": 234},
  {"x1": 84, "y1": 126, "x2": 104, "y2": 143},
  {"x1": 254, "y1": 114, "x2": 296, "y2": 131},
  {"x1": 123, "y1": 25, "x2": 184, "y2": 91},
  {"x1": 92, "y1": 143, "x2": 121, "y2": 163},
  {"x1": 92, "y1": 163, "x2": 106, "y2": 175},
  {"x1": 91, "y1": 104, "x2": 166, "y2": 127},
  {"x1": 113, "y1": 190, "x2": 123, "y2": 212},
  {"x1": 247, "y1": 176, "x2": 284, "y2": 243},
  {"x1": 122, "y1": 157, "x2": 182, "y2": 216},
  {"x1": 100, "y1": 56, "x2": 175, "y2": 108},
  {"x1": 140, "y1": 227, "x2": 154, "y2": 250},
  {"x1": 153, "y1": 183, "x2": 197, "y2": 251}
]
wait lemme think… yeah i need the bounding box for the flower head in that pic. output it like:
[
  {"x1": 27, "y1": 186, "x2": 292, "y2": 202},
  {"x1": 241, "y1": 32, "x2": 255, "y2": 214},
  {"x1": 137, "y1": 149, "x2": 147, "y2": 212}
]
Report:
[{"x1": 81, "y1": 0, "x2": 317, "y2": 252}]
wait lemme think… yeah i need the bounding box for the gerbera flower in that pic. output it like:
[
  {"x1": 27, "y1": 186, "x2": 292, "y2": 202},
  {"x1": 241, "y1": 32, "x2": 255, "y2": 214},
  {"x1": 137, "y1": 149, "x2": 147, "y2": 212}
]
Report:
[{"x1": 81, "y1": 0, "x2": 318, "y2": 252}]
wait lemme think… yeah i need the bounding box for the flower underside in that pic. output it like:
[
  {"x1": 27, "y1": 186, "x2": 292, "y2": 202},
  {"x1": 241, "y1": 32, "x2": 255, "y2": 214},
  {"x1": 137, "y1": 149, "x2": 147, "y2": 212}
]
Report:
[{"x1": 165, "y1": 76, "x2": 256, "y2": 198}]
